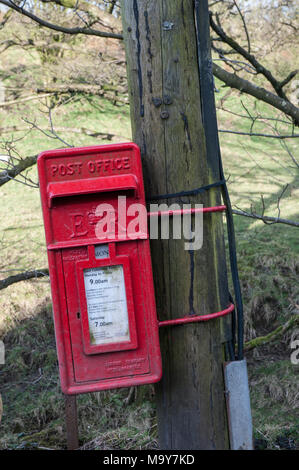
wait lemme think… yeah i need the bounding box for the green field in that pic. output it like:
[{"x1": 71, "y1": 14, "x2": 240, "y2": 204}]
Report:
[{"x1": 0, "y1": 36, "x2": 298, "y2": 449}]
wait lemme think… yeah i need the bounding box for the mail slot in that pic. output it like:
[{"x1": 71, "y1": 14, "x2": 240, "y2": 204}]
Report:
[{"x1": 37, "y1": 143, "x2": 162, "y2": 394}]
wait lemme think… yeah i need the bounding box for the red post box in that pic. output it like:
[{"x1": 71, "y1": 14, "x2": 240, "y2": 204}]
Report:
[{"x1": 37, "y1": 143, "x2": 162, "y2": 394}]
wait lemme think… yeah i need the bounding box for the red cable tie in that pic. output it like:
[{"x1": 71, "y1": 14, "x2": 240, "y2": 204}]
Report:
[
  {"x1": 158, "y1": 302, "x2": 234, "y2": 328},
  {"x1": 148, "y1": 205, "x2": 226, "y2": 218}
]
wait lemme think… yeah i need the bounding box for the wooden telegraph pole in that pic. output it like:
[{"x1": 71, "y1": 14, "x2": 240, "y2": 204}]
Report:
[{"x1": 121, "y1": 0, "x2": 232, "y2": 449}]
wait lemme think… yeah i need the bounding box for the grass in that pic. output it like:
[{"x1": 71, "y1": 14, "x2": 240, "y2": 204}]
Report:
[
  {"x1": 250, "y1": 360, "x2": 299, "y2": 450},
  {"x1": 217, "y1": 89, "x2": 299, "y2": 450},
  {"x1": 0, "y1": 32, "x2": 298, "y2": 450}
]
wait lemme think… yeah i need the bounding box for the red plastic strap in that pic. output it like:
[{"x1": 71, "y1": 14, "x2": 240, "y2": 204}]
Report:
[
  {"x1": 148, "y1": 205, "x2": 226, "y2": 218},
  {"x1": 158, "y1": 303, "x2": 234, "y2": 328}
]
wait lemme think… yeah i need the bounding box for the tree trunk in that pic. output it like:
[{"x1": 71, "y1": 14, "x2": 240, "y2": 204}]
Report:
[{"x1": 121, "y1": 0, "x2": 231, "y2": 450}]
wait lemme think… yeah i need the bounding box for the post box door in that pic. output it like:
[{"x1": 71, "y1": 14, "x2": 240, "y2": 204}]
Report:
[{"x1": 62, "y1": 241, "x2": 156, "y2": 384}]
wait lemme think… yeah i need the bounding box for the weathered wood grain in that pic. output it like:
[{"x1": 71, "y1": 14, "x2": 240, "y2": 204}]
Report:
[{"x1": 121, "y1": 0, "x2": 231, "y2": 450}]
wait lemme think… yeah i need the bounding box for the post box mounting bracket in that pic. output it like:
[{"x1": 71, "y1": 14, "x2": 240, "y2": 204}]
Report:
[{"x1": 147, "y1": 204, "x2": 235, "y2": 328}]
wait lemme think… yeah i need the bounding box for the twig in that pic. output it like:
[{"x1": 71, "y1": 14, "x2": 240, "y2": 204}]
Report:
[
  {"x1": 279, "y1": 137, "x2": 299, "y2": 169},
  {"x1": 0, "y1": 0, "x2": 123, "y2": 40},
  {"x1": 213, "y1": 62, "x2": 299, "y2": 126},
  {"x1": 210, "y1": 12, "x2": 296, "y2": 102},
  {"x1": 0, "y1": 154, "x2": 38, "y2": 187},
  {"x1": 244, "y1": 315, "x2": 299, "y2": 351},
  {"x1": 218, "y1": 129, "x2": 299, "y2": 139},
  {"x1": 232, "y1": 0, "x2": 251, "y2": 54},
  {"x1": 0, "y1": 125, "x2": 119, "y2": 140},
  {"x1": 232, "y1": 209, "x2": 299, "y2": 228},
  {"x1": 216, "y1": 105, "x2": 292, "y2": 126}
]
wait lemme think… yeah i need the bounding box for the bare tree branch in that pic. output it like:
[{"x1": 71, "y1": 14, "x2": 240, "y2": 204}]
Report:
[
  {"x1": 213, "y1": 62, "x2": 299, "y2": 126},
  {"x1": 0, "y1": 125, "x2": 119, "y2": 140},
  {"x1": 232, "y1": 0, "x2": 251, "y2": 54},
  {"x1": 35, "y1": 84, "x2": 128, "y2": 104},
  {"x1": 1, "y1": 1, "x2": 297, "y2": 126},
  {"x1": 0, "y1": 93, "x2": 54, "y2": 107},
  {"x1": 0, "y1": 0, "x2": 123, "y2": 40},
  {"x1": 232, "y1": 209, "x2": 299, "y2": 228},
  {"x1": 0, "y1": 268, "x2": 49, "y2": 290},
  {"x1": 279, "y1": 70, "x2": 299, "y2": 90},
  {"x1": 210, "y1": 12, "x2": 297, "y2": 101},
  {"x1": 218, "y1": 129, "x2": 299, "y2": 139},
  {"x1": 216, "y1": 105, "x2": 292, "y2": 126},
  {"x1": 36, "y1": 84, "x2": 127, "y2": 95},
  {"x1": 0, "y1": 154, "x2": 37, "y2": 187},
  {"x1": 244, "y1": 315, "x2": 299, "y2": 352}
]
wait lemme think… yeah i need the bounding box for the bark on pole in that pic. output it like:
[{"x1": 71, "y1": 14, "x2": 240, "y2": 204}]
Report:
[{"x1": 121, "y1": 0, "x2": 232, "y2": 450}]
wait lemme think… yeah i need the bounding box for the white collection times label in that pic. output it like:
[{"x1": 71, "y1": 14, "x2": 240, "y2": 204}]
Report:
[{"x1": 83, "y1": 265, "x2": 130, "y2": 345}]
